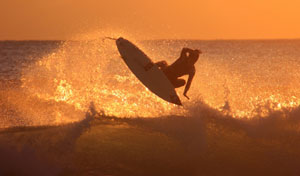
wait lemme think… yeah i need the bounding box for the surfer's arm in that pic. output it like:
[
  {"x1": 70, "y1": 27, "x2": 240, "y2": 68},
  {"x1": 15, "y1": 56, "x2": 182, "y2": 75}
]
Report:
[{"x1": 183, "y1": 67, "x2": 195, "y2": 99}]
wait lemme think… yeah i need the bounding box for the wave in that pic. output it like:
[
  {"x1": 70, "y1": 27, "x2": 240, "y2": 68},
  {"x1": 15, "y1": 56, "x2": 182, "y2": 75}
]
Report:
[{"x1": 1, "y1": 99, "x2": 300, "y2": 175}]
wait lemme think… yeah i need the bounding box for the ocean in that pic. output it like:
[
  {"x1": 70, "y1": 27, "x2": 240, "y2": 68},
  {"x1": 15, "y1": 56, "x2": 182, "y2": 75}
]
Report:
[{"x1": 1, "y1": 38, "x2": 300, "y2": 175}]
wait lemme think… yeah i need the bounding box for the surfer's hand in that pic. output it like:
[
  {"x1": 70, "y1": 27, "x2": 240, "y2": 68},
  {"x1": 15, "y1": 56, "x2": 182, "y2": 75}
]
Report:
[{"x1": 184, "y1": 93, "x2": 190, "y2": 100}]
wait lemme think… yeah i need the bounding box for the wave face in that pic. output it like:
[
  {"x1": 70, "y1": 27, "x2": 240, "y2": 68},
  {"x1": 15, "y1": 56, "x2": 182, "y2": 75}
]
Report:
[{"x1": 1, "y1": 39, "x2": 300, "y2": 127}]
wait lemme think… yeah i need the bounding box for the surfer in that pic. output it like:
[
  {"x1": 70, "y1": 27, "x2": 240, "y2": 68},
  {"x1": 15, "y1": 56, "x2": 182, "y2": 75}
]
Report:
[{"x1": 155, "y1": 48, "x2": 201, "y2": 100}]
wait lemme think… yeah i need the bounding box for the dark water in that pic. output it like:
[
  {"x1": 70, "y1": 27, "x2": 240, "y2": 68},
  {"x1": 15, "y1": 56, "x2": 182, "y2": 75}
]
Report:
[{"x1": 1, "y1": 39, "x2": 300, "y2": 175}]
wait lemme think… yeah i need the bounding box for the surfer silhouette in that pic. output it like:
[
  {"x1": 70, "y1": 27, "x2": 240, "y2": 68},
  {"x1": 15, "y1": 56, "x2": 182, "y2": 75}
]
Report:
[{"x1": 155, "y1": 48, "x2": 201, "y2": 100}]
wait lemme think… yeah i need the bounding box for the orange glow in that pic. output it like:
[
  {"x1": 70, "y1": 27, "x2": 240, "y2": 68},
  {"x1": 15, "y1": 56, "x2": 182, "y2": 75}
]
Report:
[
  {"x1": 1, "y1": 0, "x2": 300, "y2": 40},
  {"x1": 20, "y1": 39, "x2": 182, "y2": 118}
]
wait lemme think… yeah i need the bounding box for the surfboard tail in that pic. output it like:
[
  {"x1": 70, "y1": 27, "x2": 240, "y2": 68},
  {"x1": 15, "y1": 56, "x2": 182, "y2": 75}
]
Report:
[{"x1": 170, "y1": 95, "x2": 182, "y2": 106}]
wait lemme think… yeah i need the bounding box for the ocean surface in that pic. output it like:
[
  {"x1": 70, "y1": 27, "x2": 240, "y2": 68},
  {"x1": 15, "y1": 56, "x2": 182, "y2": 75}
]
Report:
[{"x1": 1, "y1": 39, "x2": 300, "y2": 175}]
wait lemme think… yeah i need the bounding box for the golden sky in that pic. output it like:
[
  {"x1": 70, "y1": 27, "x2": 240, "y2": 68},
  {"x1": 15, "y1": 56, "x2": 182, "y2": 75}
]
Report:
[{"x1": 0, "y1": 0, "x2": 300, "y2": 40}]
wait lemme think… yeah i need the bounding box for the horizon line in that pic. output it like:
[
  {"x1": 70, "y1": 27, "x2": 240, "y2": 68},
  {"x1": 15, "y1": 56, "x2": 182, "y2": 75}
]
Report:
[{"x1": 1, "y1": 38, "x2": 300, "y2": 42}]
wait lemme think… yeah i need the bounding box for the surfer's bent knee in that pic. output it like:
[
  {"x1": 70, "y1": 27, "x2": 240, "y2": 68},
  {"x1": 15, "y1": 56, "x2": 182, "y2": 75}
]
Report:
[
  {"x1": 155, "y1": 61, "x2": 168, "y2": 70},
  {"x1": 173, "y1": 79, "x2": 186, "y2": 88}
]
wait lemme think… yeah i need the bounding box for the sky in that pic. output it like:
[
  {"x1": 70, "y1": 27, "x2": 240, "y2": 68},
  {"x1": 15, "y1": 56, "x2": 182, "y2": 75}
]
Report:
[{"x1": 0, "y1": 0, "x2": 300, "y2": 40}]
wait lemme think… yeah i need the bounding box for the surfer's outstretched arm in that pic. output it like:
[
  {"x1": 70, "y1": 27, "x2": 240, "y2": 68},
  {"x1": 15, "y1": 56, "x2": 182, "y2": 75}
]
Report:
[{"x1": 183, "y1": 67, "x2": 195, "y2": 99}]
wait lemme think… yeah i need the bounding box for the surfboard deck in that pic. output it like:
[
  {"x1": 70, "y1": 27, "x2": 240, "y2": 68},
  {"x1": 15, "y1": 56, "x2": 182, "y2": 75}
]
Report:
[{"x1": 116, "y1": 37, "x2": 182, "y2": 105}]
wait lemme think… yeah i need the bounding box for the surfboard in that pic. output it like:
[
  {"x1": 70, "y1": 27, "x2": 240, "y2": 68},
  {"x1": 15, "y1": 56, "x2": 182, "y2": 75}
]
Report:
[{"x1": 116, "y1": 37, "x2": 182, "y2": 105}]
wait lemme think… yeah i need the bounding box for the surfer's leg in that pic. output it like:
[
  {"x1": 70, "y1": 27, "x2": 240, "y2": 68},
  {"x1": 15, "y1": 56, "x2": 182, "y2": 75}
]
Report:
[
  {"x1": 172, "y1": 79, "x2": 186, "y2": 88},
  {"x1": 155, "y1": 61, "x2": 168, "y2": 70}
]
